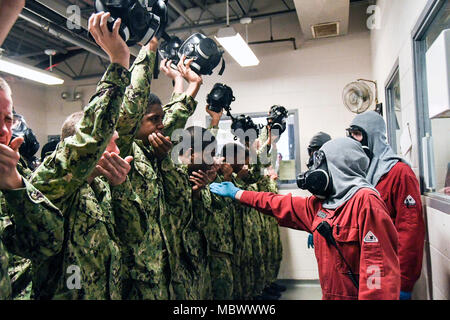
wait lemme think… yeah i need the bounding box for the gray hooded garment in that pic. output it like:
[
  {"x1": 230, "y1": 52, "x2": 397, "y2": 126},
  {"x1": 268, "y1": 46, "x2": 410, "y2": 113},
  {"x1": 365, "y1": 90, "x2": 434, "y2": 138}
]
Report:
[
  {"x1": 350, "y1": 111, "x2": 406, "y2": 186},
  {"x1": 320, "y1": 137, "x2": 378, "y2": 210}
]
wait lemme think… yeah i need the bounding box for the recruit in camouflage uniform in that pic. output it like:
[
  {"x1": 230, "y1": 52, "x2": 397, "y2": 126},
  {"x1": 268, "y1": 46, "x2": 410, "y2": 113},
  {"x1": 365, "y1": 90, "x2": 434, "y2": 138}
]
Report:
[
  {"x1": 111, "y1": 45, "x2": 202, "y2": 299},
  {"x1": 29, "y1": 63, "x2": 130, "y2": 299},
  {"x1": 160, "y1": 153, "x2": 212, "y2": 300},
  {"x1": 0, "y1": 160, "x2": 63, "y2": 300},
  {"x1": 256, "y1": 173, "x2": 283, "y2": 288},
  {"x1": 200, "y1": 173, "x2": 234, "y2": 300}
]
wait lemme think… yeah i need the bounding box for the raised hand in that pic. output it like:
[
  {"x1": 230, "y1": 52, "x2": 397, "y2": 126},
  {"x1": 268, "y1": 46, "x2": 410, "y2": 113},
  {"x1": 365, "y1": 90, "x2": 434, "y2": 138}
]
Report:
[
  {"x1": 177, "y1": 55, "x2": 203, "y2": 85},
  {"x1": 88, "y1": 12, "x2": 130, "y2": 69},
  {"x1": 0, "y1": 137, "x2": 24, "y2": 190},
  {"x1": 160, "y1": 58, "x2": 182, "y2": 80},
  {"x1": 190, "y1": 170, "x2": 210, "y2": 192},
  {"x1": 92, "y1": 152, "x2": 133, "y2": 186},
  {"x1": 148, "y1": 132, "x2": 173, "y2": 160}
]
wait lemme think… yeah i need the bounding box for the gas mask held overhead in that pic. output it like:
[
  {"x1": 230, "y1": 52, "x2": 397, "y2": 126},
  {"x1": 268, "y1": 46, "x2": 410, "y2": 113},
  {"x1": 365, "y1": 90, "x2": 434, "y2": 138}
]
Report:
[
  {"x1": 178, "y1": 33, "x2": 225, "y2": 76},
  {"x1": 297, "y1": 150, "x2": 332, "y2": 199},
  {"x1": 94, "y1": 0, "x2": 169, "y2": 46}
]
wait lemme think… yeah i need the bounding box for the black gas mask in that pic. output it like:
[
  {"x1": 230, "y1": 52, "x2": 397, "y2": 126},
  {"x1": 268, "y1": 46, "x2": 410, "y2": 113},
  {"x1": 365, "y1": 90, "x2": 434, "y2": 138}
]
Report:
[
  {"x1": 297, "y1": 150, "x2": 332, "y2": 199},
  {"x1": 206, "y1": 83, "x2": 235, "y2": 114},
  {"x1": 11, "y1": 113, "x2": 40, "y2": 163},
  {"x1": 346, "y1": 125, "x2": 372, "y2": 160},
  {"x1": 267, "y1": 105, "x2": 288, "y2": 135},
  {"x1": 178, "y1": 33, "x2": 225, "y2": 76},
  {"x1": 94, "y1": 0, "x2": 168, "y2": 46},
  {"x1": 230, "y1": 115, "x2": 261, "y2": 143},
  {"x1": 159, "y1": 35, "x2": 183, "y2": 66}
]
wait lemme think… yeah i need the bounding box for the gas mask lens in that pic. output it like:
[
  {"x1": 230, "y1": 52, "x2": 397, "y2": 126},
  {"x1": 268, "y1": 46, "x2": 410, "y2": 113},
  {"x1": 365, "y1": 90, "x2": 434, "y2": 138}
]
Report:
[{"x1": 297, "y1": 150, "x2": 332, "y2": 199}]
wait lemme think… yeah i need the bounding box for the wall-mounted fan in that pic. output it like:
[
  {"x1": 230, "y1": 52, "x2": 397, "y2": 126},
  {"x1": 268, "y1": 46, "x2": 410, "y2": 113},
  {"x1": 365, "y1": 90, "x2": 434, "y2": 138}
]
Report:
[{"x1": 342, "y1": 79, "x2": 382, "y2": 115}]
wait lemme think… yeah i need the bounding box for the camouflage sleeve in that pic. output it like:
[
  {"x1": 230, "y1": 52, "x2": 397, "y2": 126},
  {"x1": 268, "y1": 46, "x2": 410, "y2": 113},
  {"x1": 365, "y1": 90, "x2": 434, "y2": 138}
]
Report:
[
  {"x1": 162, "y1": 92, "x2": 198, "y2": 139},
  {"x1": 0, "y1": 178, "x2": 63, "y2": 261},
  {"x1": 0, "y1": 241, "x2": 11, "y2": 299},
  {"x1": 159, "y1": 156, "x2": 190, "y2": 204},
  {"x1": 30, "y1": 64, "x2": 131, "y2": 204},
  {"x1": 110, "y1": 177, "x2": 146, "y2": 245},
  {"x1": 116, "y1": 48, "x2": 156, "y2": 157}
]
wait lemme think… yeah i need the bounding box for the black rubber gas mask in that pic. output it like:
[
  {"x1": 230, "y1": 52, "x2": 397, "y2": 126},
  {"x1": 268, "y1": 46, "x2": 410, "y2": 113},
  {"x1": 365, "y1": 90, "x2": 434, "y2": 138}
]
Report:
[
  {"x1": 94, "y1": 0, "x2": 164, "y2": 46},
  {"x1": 346, "y1": 125, "x2": 372, "y2": 160},
  {"x1": 297, "y1": 150, "x2": 332, "y2": 199},
  {"x1": 178, "y1": 33, "x2": 225, "y2": 75}
]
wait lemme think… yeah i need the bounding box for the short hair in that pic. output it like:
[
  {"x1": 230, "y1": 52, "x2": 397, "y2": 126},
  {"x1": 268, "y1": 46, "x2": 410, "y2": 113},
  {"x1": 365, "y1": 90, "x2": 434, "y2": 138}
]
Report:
[
  {"x1": 146, "y1": 93, "x2": 162, "y2": 114},
  {"x1": 221, "y1": 142, "x2": 248, "y2": 160},
  {"x1": 61, "y1": 111, "x2": 83, "y2": 140},
  {"x1": 0, "y1": 77, "x2": 12, "y2": 97},
  {"x1": 181, "y1": 126, "x2": 217, "y2": 155}
]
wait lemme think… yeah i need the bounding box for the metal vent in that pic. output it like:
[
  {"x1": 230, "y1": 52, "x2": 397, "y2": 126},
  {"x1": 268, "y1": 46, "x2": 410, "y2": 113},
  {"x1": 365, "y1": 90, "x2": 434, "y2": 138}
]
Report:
[{"x1": 311, "y1": 22, "x2": 340, "y2": 39}]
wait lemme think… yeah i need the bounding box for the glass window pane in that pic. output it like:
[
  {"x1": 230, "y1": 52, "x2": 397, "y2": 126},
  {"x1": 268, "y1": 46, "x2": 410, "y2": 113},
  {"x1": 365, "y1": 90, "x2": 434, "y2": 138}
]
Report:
[{"x1": 419, "y1": 1, "x2": 450, "y2": 196}]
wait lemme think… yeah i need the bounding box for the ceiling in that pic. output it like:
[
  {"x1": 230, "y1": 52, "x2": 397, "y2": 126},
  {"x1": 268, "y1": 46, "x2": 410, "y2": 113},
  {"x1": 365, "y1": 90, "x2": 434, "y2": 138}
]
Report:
[{"x1": 0, "y1": 0, "x2": 367, "y2": 82}]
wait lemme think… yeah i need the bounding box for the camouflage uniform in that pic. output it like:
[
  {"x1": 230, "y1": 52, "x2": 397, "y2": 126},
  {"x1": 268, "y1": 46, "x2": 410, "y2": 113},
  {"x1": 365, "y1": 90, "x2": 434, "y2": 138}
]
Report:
[
  {"x1": 201, "y1": 174, "x2": 234, "y2": 300},
  {"x1": 112, "y1": 47, "x2": 199, "y2": 300},
  {"x1": 256, "y1": 174, "x2": 282, "y2": 286},
  {"x1": 0, "y1": 170, "x2": 64, "y2": 300},
  {"x1": 29, "y1": 63, "x2": 130, "y2": 299},
  {"x1": 160, "y1": 157, "x2": 212, "y2": 300}
]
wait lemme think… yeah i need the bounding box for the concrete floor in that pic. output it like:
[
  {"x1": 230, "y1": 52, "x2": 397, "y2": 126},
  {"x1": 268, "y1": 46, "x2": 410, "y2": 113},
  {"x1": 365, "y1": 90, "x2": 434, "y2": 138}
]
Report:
[{"x1": 276, "y1": 280, "x2": 323, "y2": 300}]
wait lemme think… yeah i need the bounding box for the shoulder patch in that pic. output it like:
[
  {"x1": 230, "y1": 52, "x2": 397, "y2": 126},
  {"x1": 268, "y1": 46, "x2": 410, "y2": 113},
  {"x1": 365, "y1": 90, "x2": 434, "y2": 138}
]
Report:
[
  {"x1": 404, "y1": 195, "x2": 416, "y2": 207},
  {"x1": 363, "y1": 231, "x2": 378, "y2": 243}
]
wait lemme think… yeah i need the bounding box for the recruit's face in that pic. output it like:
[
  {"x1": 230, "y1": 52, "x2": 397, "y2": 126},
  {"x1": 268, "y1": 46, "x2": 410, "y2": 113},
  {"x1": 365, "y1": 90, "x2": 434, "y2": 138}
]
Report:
[
  {"x1": 186, "y1": 149, "x2": 215, "y2": 174},
  {"x1": 348, "y1": 130, "x2": 363, "y2": 142},
  {"x1": 0, "y1": 90, "x2": 13, "y2": 146},
  {"x1": 136, "y1": 104, "x2": 164, "y2": 145}
]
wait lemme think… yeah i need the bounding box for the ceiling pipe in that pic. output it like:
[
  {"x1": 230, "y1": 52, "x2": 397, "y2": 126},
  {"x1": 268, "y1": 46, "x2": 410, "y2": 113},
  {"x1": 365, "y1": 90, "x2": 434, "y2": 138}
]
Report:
[
  {"x1": 166, "y1": 8, "x2": 296, "y2": 34},
  {"x1": 32, "y1": 0, "x2": 139, "y2": 57},
  {"x1": 19, "y1": 8, "x2": 109, "y2": 60}
]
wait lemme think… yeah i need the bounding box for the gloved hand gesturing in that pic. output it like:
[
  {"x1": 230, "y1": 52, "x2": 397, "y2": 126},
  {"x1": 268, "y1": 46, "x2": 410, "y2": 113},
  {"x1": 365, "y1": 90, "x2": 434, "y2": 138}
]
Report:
[{"x1": 209, "y1": 182, "x2": 241, "y2": 199}]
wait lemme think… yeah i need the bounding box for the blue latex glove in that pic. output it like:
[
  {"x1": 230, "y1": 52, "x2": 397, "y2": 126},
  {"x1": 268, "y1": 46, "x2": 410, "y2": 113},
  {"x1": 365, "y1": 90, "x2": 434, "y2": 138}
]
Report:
[
  {"x1": 209, "y1": 182, "x2": 241, "y2": 199},
  {"x1": 307, "y1": 233, "x2": 314, "y2": 249},
  {"x1": 399, "y1": 291, "x2": 412, "y2": 300}
]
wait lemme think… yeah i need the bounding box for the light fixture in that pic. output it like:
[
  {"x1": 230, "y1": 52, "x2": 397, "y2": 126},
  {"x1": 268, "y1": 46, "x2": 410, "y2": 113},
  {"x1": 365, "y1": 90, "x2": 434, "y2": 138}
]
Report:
[
  {"x1": 215, "y1": 0, "x2": 259, "y2": 67},
  {"x1": 215, "y1": 26, "x2": 259, "y2": 67},
  {"x1": 0, "y1": 56, "x2": 64, "y2": 85}
]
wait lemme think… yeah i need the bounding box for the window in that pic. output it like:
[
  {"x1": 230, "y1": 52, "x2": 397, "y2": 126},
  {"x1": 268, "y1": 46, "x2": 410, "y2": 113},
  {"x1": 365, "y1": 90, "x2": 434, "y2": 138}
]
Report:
[
  {"x1": 207, "y1": 110, "x2": 301, "y2": 189},
  {"x1": 385, "y1": 64, "x2": 403, "y2": 154},
  {"x1": 413, "y1": 0, "x2": 450, "y2": 198}
]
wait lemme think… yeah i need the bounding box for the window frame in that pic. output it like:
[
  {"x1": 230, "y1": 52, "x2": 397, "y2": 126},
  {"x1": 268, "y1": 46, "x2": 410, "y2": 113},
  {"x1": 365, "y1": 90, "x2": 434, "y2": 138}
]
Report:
[
  {"x1": 385, "y1": 60, "x2": 401, "y2": 153},
  {"x1": 412, "y1": 0, "x2": 449, "y2": 200},
  {"x1": 206, "y1": 109, "x2": 301, "y2": 189}
]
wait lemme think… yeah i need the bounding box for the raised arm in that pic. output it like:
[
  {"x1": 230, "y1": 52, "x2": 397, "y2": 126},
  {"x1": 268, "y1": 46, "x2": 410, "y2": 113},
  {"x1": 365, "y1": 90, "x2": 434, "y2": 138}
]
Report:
[
  {"x1": 162, "y1": 57, "x2": 202, "y2": 139},
  {"x1": 115, "y1": 39, "x2": 157, "y2": 157},
  {"x1": 30, "y1": 13, "x2": 131, "y2": 204},
  {"x1": 210, "y1": 182, "x2": 315, "y2": 232}
]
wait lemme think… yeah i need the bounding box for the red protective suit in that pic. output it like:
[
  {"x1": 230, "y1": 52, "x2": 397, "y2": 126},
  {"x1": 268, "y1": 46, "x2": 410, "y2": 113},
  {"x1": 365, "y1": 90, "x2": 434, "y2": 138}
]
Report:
[
  {"x1": 375, "y1": 162, "x2": 425, "y2": 292},
  {"x1": 239, "y1": 188, "x2": 401, "y2": 300}
]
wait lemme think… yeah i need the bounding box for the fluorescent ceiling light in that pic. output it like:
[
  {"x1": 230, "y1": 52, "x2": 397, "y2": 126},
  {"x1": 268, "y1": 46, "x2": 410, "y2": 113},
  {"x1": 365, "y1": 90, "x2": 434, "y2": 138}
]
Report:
[
  {"x1": 215, "y1": 26, "x2": 259, "y2": 67},
  {"x1": 0, "y1": 56, "x2": 64, "y2": 85}
]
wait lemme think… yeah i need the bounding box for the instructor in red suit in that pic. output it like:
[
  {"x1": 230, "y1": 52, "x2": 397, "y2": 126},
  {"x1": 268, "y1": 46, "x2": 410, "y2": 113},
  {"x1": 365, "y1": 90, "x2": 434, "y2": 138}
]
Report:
[
  {"x1": 347, "y1": 111, "x2": 425, "y2": 300},
  {"x1": 210, "y1": 138, "x2": 401, "y2": 300}
]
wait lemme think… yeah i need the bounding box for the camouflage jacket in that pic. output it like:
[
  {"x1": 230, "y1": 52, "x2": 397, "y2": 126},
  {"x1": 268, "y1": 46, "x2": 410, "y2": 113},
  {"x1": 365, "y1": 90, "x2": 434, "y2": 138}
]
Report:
[
  {"x1": 160, "y1": 157, "x2": 211, "y2": 300},
  {"x1": 202, "y1": 174, "x2": 234, "y2": 255},
  {"x1": 112, "y1": 47, "x2": 198, "y2": 299},
  {"x1": 0, "y1": 160, "x2": 63, "y2": 300},
  {"x1": 30, "y1": 63, "x2": 130, "y2": 300}
]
